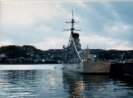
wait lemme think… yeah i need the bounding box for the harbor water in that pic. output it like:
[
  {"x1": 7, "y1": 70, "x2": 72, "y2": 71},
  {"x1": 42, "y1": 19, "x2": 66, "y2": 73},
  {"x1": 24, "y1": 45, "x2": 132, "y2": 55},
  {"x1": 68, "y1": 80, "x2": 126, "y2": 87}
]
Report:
[{"x1": 0, "y1": 64, "x2": 133, "y2": 98}]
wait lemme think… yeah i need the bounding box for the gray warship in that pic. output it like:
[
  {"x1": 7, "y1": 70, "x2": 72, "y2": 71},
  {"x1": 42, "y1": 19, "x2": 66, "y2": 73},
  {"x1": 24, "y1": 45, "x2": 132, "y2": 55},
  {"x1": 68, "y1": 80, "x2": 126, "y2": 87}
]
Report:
[{"x1": 63, "y1": 11, "x2": 110, "y2": 74}]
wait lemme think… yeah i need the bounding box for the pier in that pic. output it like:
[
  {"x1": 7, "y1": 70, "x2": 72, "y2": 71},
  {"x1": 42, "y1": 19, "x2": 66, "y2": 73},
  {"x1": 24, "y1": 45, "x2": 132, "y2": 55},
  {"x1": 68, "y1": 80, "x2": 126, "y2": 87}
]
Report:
[{"x1": 110, "y1": 63, "x2": 133, "y2": 75}]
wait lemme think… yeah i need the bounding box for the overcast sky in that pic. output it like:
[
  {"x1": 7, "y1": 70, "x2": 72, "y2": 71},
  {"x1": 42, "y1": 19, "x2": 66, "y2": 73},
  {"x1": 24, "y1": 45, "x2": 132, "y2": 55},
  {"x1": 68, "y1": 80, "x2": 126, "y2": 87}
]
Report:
[{"x1": 1, "y1": 0, "x2": 133, "y2": 50}]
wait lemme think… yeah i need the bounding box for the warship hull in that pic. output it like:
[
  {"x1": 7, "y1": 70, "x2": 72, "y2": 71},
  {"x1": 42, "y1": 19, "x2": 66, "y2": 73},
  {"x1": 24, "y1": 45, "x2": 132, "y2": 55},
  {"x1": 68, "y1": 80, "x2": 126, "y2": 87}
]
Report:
[{"x1": 63, "y1": 61, "x2": 111, "y2": 74}]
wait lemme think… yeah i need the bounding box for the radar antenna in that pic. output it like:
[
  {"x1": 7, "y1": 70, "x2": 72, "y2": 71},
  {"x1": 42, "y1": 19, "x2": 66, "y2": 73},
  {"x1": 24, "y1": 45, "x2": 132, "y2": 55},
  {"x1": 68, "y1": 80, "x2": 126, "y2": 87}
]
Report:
[{"x1": 64, "y1": 10, "x2": 81, "y2": 34}]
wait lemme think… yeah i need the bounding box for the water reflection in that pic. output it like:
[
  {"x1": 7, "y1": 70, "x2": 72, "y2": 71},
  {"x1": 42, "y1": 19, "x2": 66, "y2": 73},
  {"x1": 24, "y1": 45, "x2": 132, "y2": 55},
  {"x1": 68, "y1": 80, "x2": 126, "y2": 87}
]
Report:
[
  {"x1": 0, "y1": 70, "x2": 41, "y2": 98},
  {"x1": 62, "y1": 71, "x2": 110, "y2": 98},
  {"x1": 0, "y1": 65, "x2": 133, "y2": 98},
  {"x1": 62, "y1": 70, "x2": 133, "y2": 98},
  {"x1": 0, "y1": 65, "x2": 67, "y2": 98}
]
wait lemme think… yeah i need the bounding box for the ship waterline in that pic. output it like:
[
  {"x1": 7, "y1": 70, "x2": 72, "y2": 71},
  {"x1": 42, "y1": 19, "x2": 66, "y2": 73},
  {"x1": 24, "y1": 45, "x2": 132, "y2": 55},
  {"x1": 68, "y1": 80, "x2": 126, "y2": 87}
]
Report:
[{"x1": 63, "y1": 61, "x2": 111, "y2": 74}]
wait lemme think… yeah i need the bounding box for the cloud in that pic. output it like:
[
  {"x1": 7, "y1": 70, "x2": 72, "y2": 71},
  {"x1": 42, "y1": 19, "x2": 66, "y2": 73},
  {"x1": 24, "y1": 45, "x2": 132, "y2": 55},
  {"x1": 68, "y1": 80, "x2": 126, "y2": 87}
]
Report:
[
  {"x1": 33, "y1": 37, "x2": 67, "y2": 50},
  {"x1": 1, "y1": 1, "x2": 68, "y2": 26},
  {"x1": 80, "y1": 35, "x2": 133, "y2": 50},
  {"x1": 1, "y1": 1, "x2": 133, "y2": 50},
  {"x1": 110, "y1": 2, "x2": 133, "y2": 24},
  {"x1": 0, "y1": 39, "x2": 14, "y2": 47}
]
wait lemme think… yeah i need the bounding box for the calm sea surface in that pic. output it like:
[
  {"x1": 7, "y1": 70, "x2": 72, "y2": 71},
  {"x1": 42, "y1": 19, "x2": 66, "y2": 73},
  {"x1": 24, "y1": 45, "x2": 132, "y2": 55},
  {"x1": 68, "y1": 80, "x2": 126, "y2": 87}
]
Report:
[{"x1": 0, "y1": 64, "x2": 133, "y2": 98}]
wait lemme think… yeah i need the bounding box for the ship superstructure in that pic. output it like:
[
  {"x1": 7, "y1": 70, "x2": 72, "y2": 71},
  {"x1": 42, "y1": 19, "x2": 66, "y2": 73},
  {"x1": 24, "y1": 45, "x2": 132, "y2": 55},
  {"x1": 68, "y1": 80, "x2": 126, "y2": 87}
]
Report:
[
  {"x1": 63, "y1": 10, "x2": 83, "y2": 63},
  {"x1": 63, "y1": 11, "x2": 110, "y2": 74}
]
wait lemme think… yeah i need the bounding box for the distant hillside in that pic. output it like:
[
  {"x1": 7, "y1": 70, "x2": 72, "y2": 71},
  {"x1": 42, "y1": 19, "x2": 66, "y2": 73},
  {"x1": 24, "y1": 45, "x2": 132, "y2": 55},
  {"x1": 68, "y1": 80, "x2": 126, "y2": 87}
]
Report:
[
  {"x1": 0, "y1": 45, "x2": 133, "y2": 64},
  {"x1": 89, "y1": 49, "x2": 133, "y2": 60},
  {"x1": 0, "y1": 45, "x2": 63, "y2": 64}
]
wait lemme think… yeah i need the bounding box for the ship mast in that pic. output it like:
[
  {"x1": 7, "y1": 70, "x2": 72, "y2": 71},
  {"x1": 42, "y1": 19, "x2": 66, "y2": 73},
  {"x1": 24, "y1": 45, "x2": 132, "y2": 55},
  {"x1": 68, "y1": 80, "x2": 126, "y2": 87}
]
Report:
[
  {"x1": 65, "y1": 10, "x2": 80, "y2": 35},
  {"x1": 71, "y1": 10, "x2": 74, "y2": 34},
  {"x1": 63, "y1": 11, "x2": 82, "y2": 62}
]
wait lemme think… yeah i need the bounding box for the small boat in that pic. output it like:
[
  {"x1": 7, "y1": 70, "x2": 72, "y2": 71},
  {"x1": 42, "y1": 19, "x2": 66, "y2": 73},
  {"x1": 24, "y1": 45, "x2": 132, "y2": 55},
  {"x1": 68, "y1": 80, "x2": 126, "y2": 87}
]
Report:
[{"x1": 62, "y1": 11, "x2": 110, "y2": 74}]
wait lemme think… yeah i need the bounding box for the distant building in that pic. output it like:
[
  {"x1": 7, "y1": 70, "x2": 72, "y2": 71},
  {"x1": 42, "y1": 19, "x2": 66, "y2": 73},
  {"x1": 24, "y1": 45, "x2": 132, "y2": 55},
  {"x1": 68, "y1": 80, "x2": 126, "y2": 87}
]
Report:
[{"x1": 0, "y1": 54, "x2": 7, "y2": 62}]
